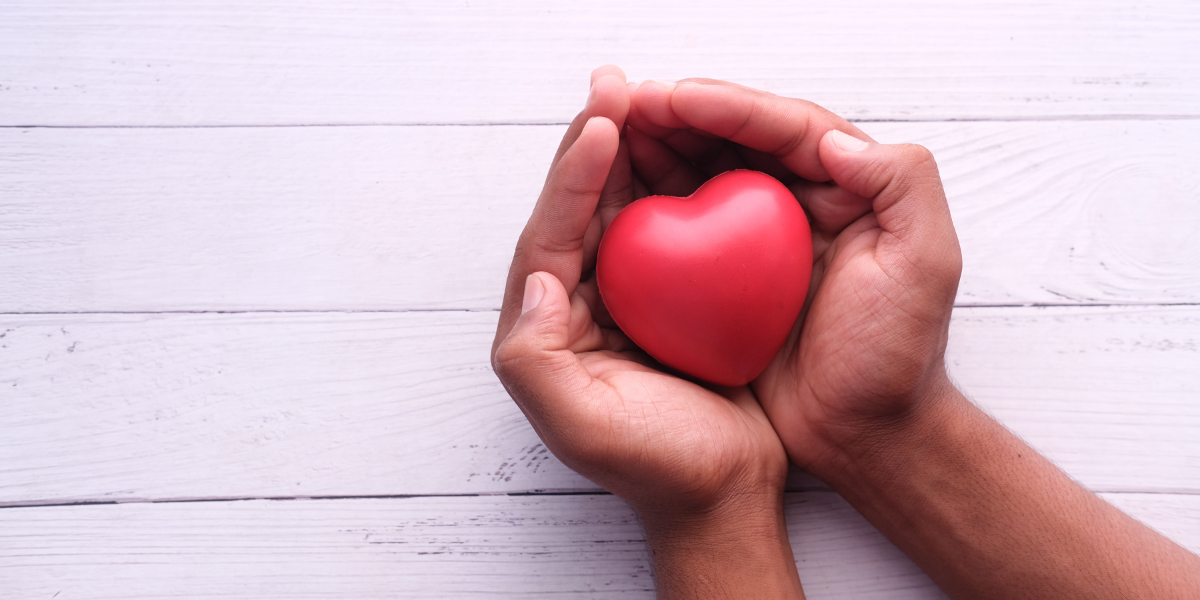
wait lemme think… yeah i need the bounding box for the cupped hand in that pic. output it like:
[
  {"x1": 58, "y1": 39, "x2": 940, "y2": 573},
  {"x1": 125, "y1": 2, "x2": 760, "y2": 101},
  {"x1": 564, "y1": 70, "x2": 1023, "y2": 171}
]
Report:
[
  {"x1": 626, "y1": 80, "x2": 963, "y2": 477},
  {"x1": 491, "y1": 67, "x2": 787, "y2": 517}
]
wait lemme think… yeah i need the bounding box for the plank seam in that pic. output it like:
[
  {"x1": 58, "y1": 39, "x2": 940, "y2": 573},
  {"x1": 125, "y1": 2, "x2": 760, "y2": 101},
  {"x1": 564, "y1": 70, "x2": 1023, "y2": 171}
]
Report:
[
  {"x1": 3, "y1": 489, "x2": 1194, "y2": 510},
  {"x1": 0, "y1": 302, "x2": 1198, "y2": 317},
  {"x1": 0, "y1": 492, "x2": 609, "y2": 510},
  {"x1": 4, "y1": 114, "x2": 1200, "y2": 129}
]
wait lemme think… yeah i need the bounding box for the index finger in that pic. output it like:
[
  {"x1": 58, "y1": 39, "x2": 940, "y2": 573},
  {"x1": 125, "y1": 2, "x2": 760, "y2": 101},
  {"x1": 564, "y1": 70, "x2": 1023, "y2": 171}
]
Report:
[
  {"x1": 666, "y1": 79, "x2": 874, "y2": 182},
  {"x1": 494, "y1": 116, "x2": 621, "y2": 353},
  {"x1": 548, "y1": 66, "x2": 630, "y2": 176}
]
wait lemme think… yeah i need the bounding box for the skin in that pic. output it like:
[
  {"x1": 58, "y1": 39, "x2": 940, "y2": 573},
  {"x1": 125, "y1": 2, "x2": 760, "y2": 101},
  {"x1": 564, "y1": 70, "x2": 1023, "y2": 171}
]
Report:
[
  {"x1": 491, "y1": 66, "x2": 1200, "y2": 599},
  {"x1": 491, "y1": 66, "x2": 805, "y2": 599}
]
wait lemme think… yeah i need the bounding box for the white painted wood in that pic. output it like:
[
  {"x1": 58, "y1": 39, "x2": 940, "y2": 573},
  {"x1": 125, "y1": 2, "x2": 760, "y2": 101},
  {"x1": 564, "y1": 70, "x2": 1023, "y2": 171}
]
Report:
[
  {"x1": 1, "y1": 306, "x2": 1196, "y2": 505},
  {"x1": 1, "y1": 1, "x2": 1198, "y2": 125},
  {"x1": 1105, "y1": 492, "x2": 1200, "y2": 547},
  {"x1": 944, "y1": 306, "x2": 1200, "y2": 494},
  {"x1": 0, "y1": 310, "x2": 585, "y2": 505},
  {"x1": 0, "y1": 125, "x2": 548, "y2": 312},
  {"x1": 4, "y1": 3, "x2": 1195, "y2": 597},
  {"x1": 2, "y1": 121, "x2": 1198, "y2": 312},
  {"x1": 1, "y1": 492, "x2": 1193, "y2": 599}
]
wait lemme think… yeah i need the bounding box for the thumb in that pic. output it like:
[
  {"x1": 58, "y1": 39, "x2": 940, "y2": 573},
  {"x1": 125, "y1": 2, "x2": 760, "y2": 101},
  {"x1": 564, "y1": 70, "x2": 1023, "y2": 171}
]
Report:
[
  {"x1": 817, "y1": 130, "x2": 959, "y2": 253},
  {"x1": 492, "y1": 272, "x2": 595, "y2": 430}
]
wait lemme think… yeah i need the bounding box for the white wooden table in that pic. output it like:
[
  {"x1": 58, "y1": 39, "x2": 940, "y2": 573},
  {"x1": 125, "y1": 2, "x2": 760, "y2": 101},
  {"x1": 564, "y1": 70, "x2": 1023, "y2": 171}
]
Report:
[{"x1": 2, "y1": 2, "x2": 1198, "y2": 598}]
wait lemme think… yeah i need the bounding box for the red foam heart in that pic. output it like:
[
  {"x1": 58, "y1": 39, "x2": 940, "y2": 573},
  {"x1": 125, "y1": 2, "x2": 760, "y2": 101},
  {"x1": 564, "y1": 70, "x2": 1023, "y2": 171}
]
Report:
[{"x1": 597, "y1": 170, "x2": 812, "y2": 386}]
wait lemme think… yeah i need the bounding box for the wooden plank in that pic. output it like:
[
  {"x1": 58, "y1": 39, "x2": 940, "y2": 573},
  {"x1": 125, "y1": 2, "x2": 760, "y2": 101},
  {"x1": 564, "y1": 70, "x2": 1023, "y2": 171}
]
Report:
[
  {"x1": 1105, "y1": 492, "x2": 1200, "y2": 547},
  {"x1": 0, "y1": 311, "x2": 594, "y2": 505},
  {"x1": 1, "y1": 1, "x2": 1198, "y2": 125},
  {"x1": 0, "y1": 125, "x2": 548, "y2": 312},
  {"x1": 1, "y1": 492, "x2": 1194, "y2": 599},
  {"x1": 2, "y1": 120, "x2": 1198, "y2": 312},
  {"x1": 1, "y1": 306, "x2": 1197, "y2": 505},
  {"x1": 945, "y1": 306, "x2": 1200, "y2": 494}
]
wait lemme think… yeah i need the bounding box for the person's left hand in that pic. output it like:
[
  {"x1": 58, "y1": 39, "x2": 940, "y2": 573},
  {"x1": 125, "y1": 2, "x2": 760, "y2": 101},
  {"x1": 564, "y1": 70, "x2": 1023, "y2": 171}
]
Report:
[{"x1": 491, "y1": 66, "x2": 788, "y2": 520}]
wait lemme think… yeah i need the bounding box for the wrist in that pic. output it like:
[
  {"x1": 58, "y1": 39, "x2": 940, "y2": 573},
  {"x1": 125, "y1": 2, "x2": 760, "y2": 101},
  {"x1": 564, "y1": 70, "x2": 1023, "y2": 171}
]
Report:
[
  {"x1": 804, "y1": 371, "x2": 969, "y2": 487},
  {"x1": 636, "y1": 484, "x2": 804, "y2": 600}
]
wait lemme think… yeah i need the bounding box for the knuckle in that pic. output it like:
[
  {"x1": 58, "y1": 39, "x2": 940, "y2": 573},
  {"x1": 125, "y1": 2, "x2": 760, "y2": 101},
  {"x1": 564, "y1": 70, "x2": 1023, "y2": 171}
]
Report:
[
  {"x1": 902, "y1": 143, "x2": 936, "y2": 163},
  {"x1": 560, "y1": 168, "x2": 603, "y2": 197},
  {"x1": 773, "y1": 105, "x2": 811, "y2": 158},
  {"x1": 883, "y1": 144, "x2": 941, "y2": 196},
  {"x1": 517, "y1": 219, "x2": 584, "y2": 257},
  {"x1": 900, "y1": 143, "x2": 939, "y2": 174},
  {"x1": 492, "y1": 336, "x2": 532, "y2": 385},
  {"x1": 728, "y1": 97, "x2": 759, "y2": 141}
]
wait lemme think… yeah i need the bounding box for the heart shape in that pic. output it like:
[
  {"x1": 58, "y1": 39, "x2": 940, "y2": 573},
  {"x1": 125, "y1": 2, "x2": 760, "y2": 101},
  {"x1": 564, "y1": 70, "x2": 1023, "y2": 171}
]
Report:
[{"x1": 597, "y1": 170, "x2": 813, "y2": 386}]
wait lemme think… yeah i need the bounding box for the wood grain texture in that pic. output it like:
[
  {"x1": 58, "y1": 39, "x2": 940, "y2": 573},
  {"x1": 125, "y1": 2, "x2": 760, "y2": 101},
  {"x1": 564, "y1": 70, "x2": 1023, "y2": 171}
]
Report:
[
  {"x1": 2, "y1": 306, "x2": 1196, "y2": 505},
  {"x1": 945, "y1": 306, "x2": 1200, "y2": 494},
  {"x1": 1, "y1": 1, "x2": 1198, "y2": 126},
  {"x1": 1, "y1": 492, "x2": 1194, "y2": 599},
  {"x1": 5, "y1": 3, "x2": 1197, "y2": 597},
  {"x1": 2, "y1": 120, "x2": 1198, "y2": 312}
]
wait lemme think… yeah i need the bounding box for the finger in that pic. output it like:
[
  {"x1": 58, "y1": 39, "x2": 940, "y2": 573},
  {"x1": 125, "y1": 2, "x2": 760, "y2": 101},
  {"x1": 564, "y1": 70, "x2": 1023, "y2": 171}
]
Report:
[
  {"x1": 636, "y1": 79, "x2": 870, "y2": 227},
  {"x1": 582, "y1": 135, "x2": 636, "y2": 274},
  {"x1": 659, "y1": 130, "x2": 749, "y2": 178},
  {"x1": 629, "y1": 79, "x2": 688, "y2": 130},
  {"x1": 596, "y1": 135, "x2": 636, "y2": 229},
  {"x1": 591, "y1": 64, "x2": 626, "y2": 86},
  {"x1": 565, "y1": 286, "x2": 628, "y2": 354},
  {"x1": 497, "y1": 116, "x2": 620, "y2": 348},
  {"x1": 626, "y1": 125, "x2": 706, "y2": 197},
  {"x1": 667, "y1": 80, "x2": 875, "y2": 182},
  {"x1": 493, "y1": 272, "x2": 597, "y2": 435},
  {"x1": 632, "y1": 80, "x2": 750, "y2": 177},
  {"x1": 549, "y1": 66, "x2": 630, "y2": 176},
  {"x1": 574, "y1": 277, "x2": 616, "y2": 328},
  {"x1": 731, "y1": 145, "x2": 800, "y2": 185},
  {"x1": 817, "y1": 130, "x2": 962, "y2": 281},
  {"x1": 581, "y1": 212, "x2": 604, "y2": 275},
  {"x1": 788, "y1": 179, "x2": 874, "y2": 240}
]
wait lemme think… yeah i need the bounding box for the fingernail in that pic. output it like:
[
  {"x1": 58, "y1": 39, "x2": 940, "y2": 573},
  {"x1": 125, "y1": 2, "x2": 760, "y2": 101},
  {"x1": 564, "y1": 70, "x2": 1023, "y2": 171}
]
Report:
[
  {"x1": 587, "y1": 79, "x2": 598, "y2": 105},
  {"x1": 829, "y1": 130, "x2": 869, "y2": 152},
  {"x1": 521, "y1": 274, "x2": 545, "y2": 315}
]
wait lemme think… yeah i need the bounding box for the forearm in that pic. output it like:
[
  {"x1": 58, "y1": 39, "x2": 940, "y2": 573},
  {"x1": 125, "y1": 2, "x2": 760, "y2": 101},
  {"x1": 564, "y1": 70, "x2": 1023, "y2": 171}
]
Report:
[
  {"x1": 814, "y1": 379, "x2": 1200, "y2": 600},
  {"x1": 637, "y1": 490, "x2": 805, "y2": 600}
]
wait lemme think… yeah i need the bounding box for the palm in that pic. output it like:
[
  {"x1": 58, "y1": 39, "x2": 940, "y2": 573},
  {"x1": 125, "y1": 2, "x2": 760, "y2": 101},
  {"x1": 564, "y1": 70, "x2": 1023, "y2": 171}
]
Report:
[
  {"x1": 616, "y1": 87, "x2": 957, "y2": 467},
  {"x1": 753, "y1": 222, "x2": 909, "y2": 458},
  {"x1": 751, "y1": 175, "x2": 959, "y2": 468},
  {"x1": 570, "y1": 332, "x2": 784, "y2": 508},
  {"x1": 796, "y1": 236, "x2": 905, "y2": 407},
  {"x1": 496, "y1": 71, "x2": 792, "y2": 510},
  {"x1": 566, "y1": 143, "x2": 785, "y2": 508}
]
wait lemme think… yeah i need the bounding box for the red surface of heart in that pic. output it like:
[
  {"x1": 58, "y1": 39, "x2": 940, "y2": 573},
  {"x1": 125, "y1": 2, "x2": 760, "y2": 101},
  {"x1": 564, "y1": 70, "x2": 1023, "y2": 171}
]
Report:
[{"x1": 597, "y1": 170, "x2": 813, "y2": 386}]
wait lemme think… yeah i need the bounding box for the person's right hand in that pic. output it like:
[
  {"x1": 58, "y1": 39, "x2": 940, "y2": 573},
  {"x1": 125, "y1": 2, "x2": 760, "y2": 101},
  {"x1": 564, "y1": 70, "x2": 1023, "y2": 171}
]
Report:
[
  {"x1": 627, "y1": 80, "x2": 962, "y2": 477},
  {"x1": 629, "y1": 79, "x2": 1200, "y2": 600}
]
